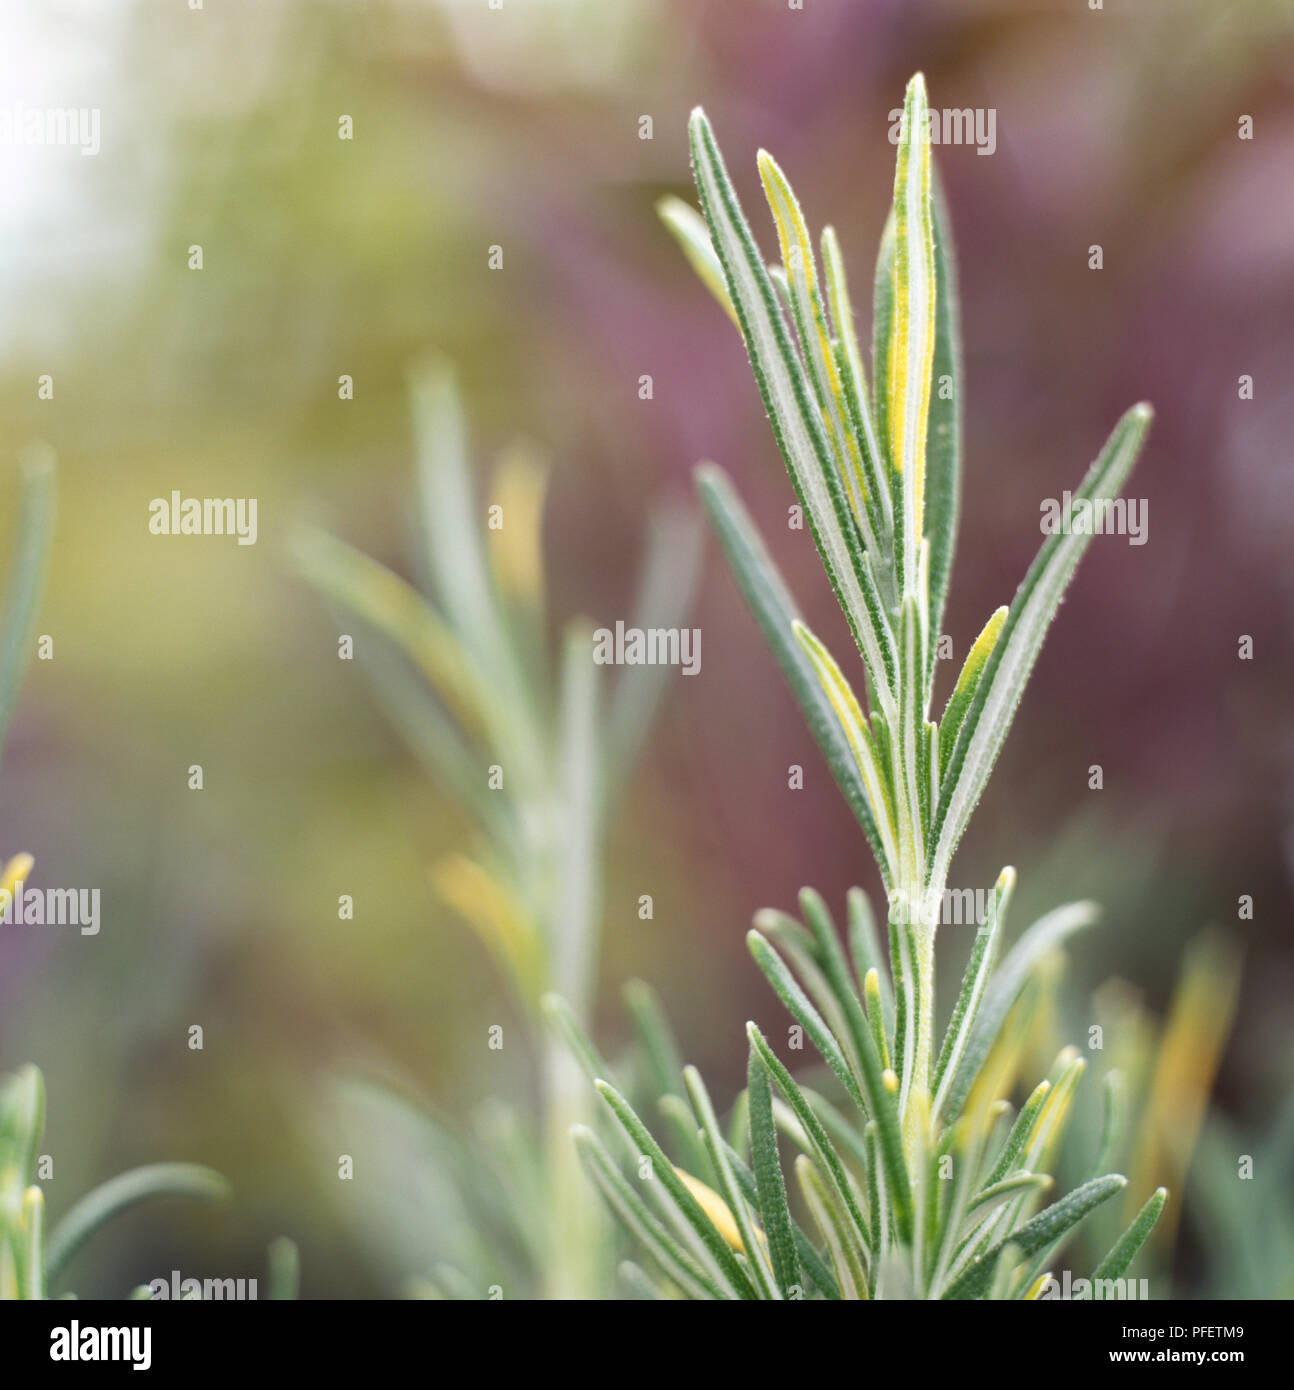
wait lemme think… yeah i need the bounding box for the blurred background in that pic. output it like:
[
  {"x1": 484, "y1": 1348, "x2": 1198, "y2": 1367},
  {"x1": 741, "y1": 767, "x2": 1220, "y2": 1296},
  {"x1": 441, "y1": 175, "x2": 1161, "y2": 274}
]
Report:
[{"x1": 0, "y1": 0, "x2": 1290, "y2": 1297}]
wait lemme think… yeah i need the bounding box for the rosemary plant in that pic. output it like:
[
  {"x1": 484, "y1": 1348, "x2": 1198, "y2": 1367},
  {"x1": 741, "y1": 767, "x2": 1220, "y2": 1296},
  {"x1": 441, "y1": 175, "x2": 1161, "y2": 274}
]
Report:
[
  {"x1": 293, "y1": 363, "x2": 701, "y2": 1298},
  {"x1": 562, "y1": 74, "x2": 1166, "y2": 1299}
]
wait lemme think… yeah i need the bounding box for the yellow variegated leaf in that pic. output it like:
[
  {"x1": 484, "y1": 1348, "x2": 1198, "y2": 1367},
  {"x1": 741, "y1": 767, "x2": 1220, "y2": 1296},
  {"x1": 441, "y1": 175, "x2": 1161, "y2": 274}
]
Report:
[
  {"x1": 290, "y1": 526, "x2": 495, "y2": 738},
  {"x1": 673, "y1": 1168, "x2": 760, "y2": 1253},
  {"x1": 1126, "y1": 931, "x2": 1241, "y2": 1242},
  {"x1": 886, "y1": 73, "x2": 938, "y2": 585},
  {"x1": 1, "y1": 852, "x2": 34, "y2": 903},
  {"x1": 758, "y1": 151, "x2": 877, "y2": 541},
  {"x1": 1027, "y1": 1050, "x2": 1086, "y2": 1171},
  {"x1": 656, "y1": 195, "x2": 739, "y2": 327},
  {"x1": 487, "y1": 443, "x2": 549, "y2": 607},
  {"x1": 793, "y1": 618, "x2": 899, "y2": 880},
  {"x1": 939, "y1": 604, "x2": 1007, "y2": 767},
  {"x1": 430, "y1": 853, "x2": 546, "y2": 1004}
]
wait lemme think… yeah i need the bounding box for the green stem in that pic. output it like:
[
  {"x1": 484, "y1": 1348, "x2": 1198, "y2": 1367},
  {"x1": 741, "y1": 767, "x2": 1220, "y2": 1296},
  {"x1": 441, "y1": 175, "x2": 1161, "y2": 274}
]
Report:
[
  {"x1": 900, "y1": 894, "x2": 938, "y2": 1170},
  {"x1": 541, "y1": 1032, "x2": 603, "y2": 1299}
]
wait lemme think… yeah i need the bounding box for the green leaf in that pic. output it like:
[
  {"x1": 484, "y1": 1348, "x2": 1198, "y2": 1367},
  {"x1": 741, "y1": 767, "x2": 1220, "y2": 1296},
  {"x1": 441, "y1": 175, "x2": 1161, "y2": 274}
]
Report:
[
  {"x1": 695, "y1": 464, "x2": 887, "y2": 867},
  {"x1": 755, "y1": 906, "x2": 866, "y2": 1094},
  {"x1": 746, "y1": 1045, "x2": 801, "y2": 1297},
  {"x1": 746, "y1": 1023, "x2": 872, "y2": 1252},
  {"x1": 986, "y1": 1241, "x2": 1022, "y2": 1301},
  {"x1": 1084, "y1": 1187, "x2": 1168, "y2": 1295},
  {"x1": 946, "y1": 1174, "x2": 1126, "y2": 1300},
  {"x1": 932, "y1": 866, "x2": 1016, "y2": 1119},
  {"x1": 896, "y1": 586, "x2": 927, "y2": 868},
  {"x1": 820, "y1": 225, "x2": 888, "y2": 531},
  {"x1": 267, "y1": 1237, "x2": 300, "y2": 1300},
  {"x1": 1093, "y1": 1070, "x2": 1125, "y2": 1178},
  {"x1": 723, "y1": 1139, "x2": 839, "y2": 1299},
  {"x1": 800, "y1": 1086, "x2": 872, "y2": 1171},
  {"x1": 409, "y1": 358, "x2": 511, "y2": 671},
  {"x1": 792, "y1": 618, "x2": 898, "y2": 881},
  {"x1": 0, "y1": 1063, "x2": 45, "y2": 1184},
  {"x1": 794, "y1": 890, "x2": 911, "y2": 1240},
  {"x1": 925, "y1": 166, "x2": 962, "y2": 659},
  {"x1": 622, "y1": 979, "x2": 686, "y2": 1102},
  {"x1": 656, "y1": 1092, "x2": 714, "y2": 1181},
  {"x1": 46, "y1": 1164, "x2": 230, "y2": 1284},
  {"x1": 863, "y1": 970, "x2": 890, "y2": 1072},
  {"x1": 18, "y1": 1186, "x2": 43, "y2": 1300},
  {"x1": 572, "y1": 1126, "x2": 725, "y2": 1300},
  {"x1": 942, "y1": 900, "x2": 1099, "y2": 1121},
  {"x1": 618, "y1": 1259, "x2": 668, "y2": 1300},
  {"x1": 938, "y1": 606, "x2": 1007, "y2": 771},
  {"x1": 928, "y1": 403, "x2": 1152, "y2": 891},
  {"x1": 982, "y1": 1079, "x2": 1052, "y2": 1189},
  {"x1": 0, "y1": 447, "x2": 56, "y2": 759},
  {"x1": 847, "y1": 889, "x2": 892, "y2": 1032},
  {"x1": 592, "y1": 1079, "x2": 756, "y2": 1299},
  {"x1": 796, "y1": 1154, "x2": 868, "y2": 1300},
  {"x1": 747, "y1": 929, "x2": 863, "y2": 1109},
  {"x1": 871, "y1": 208, "x2": 896, "y2": 469},
  {"x1": 541, "y1": 993, "x2": 612, "y2": 1084},
  {"x1": 289, "y1": 526, "x2": 499, "y2": 739},
  {"x1": 966, "y1": 1172, "x2": 1052, "y2": 1217},
  {"x1": 683, "y1": 1066, "x2": 780, "y2": 1299}
]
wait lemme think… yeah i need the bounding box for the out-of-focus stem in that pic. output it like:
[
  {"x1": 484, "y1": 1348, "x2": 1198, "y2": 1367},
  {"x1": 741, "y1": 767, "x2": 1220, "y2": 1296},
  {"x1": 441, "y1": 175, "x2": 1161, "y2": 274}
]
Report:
[{"x1": 542, "y1": 1032, "x2": 603, "y2": 1299}]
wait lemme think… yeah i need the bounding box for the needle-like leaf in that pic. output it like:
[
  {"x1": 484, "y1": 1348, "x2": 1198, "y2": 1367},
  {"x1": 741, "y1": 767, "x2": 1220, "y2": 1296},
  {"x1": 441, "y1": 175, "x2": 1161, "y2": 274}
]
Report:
[
  {"x1": 746, "y1": 1047, "x2": 801, "y2": 1296},
  {"x1": 883, "y1": 74, "x2": 937, "y2": 598},
  {"x1": 1083, "y1": 1186, "x2": 1168, "y2": 1294},
  {"x1": 942, "y1": 900, "x2": 1099, "y2": 1122},
  {"x1": 46, "y1": 1165, "x2": 230, "y2": 1285},
  {"x1": 928, "y1": 404, "x2": 1152, "y2": 891},
  {"x1": 946, "y1": 1174, "x2": 1126, "y2": 1300},
  {"x1": 656, "y1": 195, "x2": 739, "y2": 328},
  {"x1": 932, "y1": 866, "x2": 1016, "y2": 1119},
  {"x1": 696, "y1": 463, "x2": 888, "y2": 866}
]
